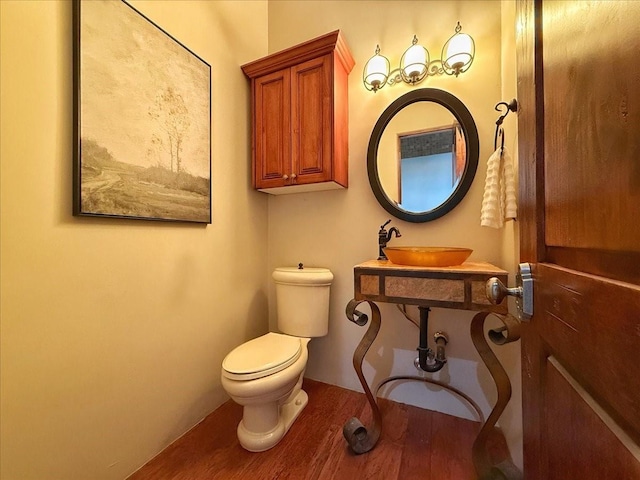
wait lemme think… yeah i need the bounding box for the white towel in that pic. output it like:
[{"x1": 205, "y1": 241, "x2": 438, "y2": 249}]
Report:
[{"x1": 480, "y1": 147, "x2": 517, "y2": 228}]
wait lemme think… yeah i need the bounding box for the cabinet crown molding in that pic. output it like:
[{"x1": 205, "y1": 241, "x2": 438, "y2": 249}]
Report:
[{"x1": 242, "y1": 30, "x2": 355, "y2": 79}]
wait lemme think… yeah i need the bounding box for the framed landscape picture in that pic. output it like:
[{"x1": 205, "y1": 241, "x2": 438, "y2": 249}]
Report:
[{"x1": 73, "y1": 0, "x2": 211, "y2": 223}]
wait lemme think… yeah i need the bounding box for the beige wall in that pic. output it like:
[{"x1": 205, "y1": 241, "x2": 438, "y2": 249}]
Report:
[
  {"x1": 0, "y1": 1, "x2": 268, "y2": 479},
  {"x1": 267, "y1": 0, "x2": 522, "y2": 468}
]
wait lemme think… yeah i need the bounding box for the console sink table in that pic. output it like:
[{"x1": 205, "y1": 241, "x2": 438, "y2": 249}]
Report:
[
  {"x1": 353, "y1": 259, "x2": 508, "y2": 311},
  {"x1": 343, "y1": 260, "x2": 522, "y2": 480}
]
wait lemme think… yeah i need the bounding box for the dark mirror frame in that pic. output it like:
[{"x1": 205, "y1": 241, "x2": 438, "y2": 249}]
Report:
[{"x1": 367, "y1": 88, "x2": 479, "y2": 223}]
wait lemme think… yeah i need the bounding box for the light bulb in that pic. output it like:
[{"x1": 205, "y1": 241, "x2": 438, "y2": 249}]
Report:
[
  {"x1": 399, "y1": 36, "x2": 429, "y2": 82},
  {"x1": 446, "y1": 33, "x2": 473, "y2": 71},
  {"x1": 402, "y1": 44, "x2": 427, "y2": 78},
  {"x1": 364, "y1": 47, "x2": 389, "y2": 91}
]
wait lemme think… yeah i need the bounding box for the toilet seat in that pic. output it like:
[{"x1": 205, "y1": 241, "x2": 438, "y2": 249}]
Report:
[{"x1": 222, "y1": 333, "x2": 302, "y2": 381}]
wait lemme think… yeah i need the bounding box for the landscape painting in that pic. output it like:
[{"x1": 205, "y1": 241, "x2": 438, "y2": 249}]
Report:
[{"x1": 73, "y1": 0, "x2": 211, "y2": 223}]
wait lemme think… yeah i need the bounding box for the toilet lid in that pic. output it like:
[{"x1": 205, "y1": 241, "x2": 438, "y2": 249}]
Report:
[{"x1": 222, "y1": 333, "x2": 302, "y2": 381}]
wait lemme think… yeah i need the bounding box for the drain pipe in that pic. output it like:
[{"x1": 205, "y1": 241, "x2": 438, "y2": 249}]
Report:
[{"x1": 415, "y1": 307, "x2": 448, "y2": 373}]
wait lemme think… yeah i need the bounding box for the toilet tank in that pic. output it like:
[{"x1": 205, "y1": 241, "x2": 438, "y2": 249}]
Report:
[{"x1": 272, "y1": 266, "x2": 333, "y2": 338}]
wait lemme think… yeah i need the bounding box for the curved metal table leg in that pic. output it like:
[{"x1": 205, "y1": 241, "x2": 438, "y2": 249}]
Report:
[
  {"x1": 470, "y1": 311, "x2": 523, "y2": 480},
  {"x1": 342, "y1": 298, "x2": 383, "y2": 454}
]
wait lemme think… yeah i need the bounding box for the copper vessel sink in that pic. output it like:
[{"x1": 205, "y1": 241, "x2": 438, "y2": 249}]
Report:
[{"x1": 383, "y1": 247, "x2": 472, "y2": 267}]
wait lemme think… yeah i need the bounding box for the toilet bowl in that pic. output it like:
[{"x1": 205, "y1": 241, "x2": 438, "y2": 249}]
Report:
[
  {"x1": 221, "y1": 333, "x2": 310, "y2": 452},
  {"x1": 220, "y1": 266, "x2": 333, "y2": 452}
]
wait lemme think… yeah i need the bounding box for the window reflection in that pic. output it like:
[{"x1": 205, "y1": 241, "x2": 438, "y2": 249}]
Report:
[
  {"x1": 377, "y1": 102, "x2": 466, "y2": 214},
  {"x1": 397, "y1": 123, "x2": 465, "y2": 211}
]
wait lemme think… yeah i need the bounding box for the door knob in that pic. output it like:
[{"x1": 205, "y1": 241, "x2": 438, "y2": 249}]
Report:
[
  {"x1": 485, "y1": 262, "x2": 533, "y2": 321},
  {"x1": 486, "y1": 278, "x2": 522, "y2": 305}
]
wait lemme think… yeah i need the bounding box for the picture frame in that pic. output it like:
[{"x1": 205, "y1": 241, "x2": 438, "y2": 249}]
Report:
[{"x1": 73, "y1": 0, "x2": 212, "y2": 223}]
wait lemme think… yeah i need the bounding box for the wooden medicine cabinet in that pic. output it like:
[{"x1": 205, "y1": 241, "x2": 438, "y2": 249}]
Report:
[{"x1": 242, "y1": 31, "x2": 354, "y2": 194}]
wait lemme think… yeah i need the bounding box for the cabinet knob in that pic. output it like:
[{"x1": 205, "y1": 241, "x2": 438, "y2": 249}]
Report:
[
  {"x1": 290, "y1": 173, "x2": 297, "y2": 180},
  {"x1": 282, "y1": 174, "x2": 289, "y2": 180}
]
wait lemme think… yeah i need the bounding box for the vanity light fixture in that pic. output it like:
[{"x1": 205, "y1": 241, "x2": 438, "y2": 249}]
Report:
[
  {"x1": 363, "y1": 22, "x2": 475, "y2": 92},
  {"x1": 363, "y1": 45, "x2": 391, "y2": 92},
  {"x1": 442, "y1": 22, "x2": 475, "y2": 76},
  {"x1": 400, "y1": 35, "x2": 429, "y2": 84}
]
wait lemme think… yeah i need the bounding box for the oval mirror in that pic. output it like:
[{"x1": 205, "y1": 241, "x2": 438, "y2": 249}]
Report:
[{"x1": 367, "y1": 88, "x2": 479, "y2": 223}]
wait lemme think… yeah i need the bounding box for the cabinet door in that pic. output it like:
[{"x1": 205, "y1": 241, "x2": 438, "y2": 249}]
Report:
[
  {"x1": 254, "y1": 69, "x2": 291, "y2": 189},
  {"x1": 290, "y1": 55, "x2": 332, "y2": 185}
]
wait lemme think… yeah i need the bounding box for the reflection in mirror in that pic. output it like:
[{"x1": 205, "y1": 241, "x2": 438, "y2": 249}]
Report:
[
  {"x1": 377, "y1": 102, "x2": 467, "y2": 213},
  {"x1": 367, "y1": 88, "x2": 478, "y2": 223},
  {"x1": 400, "y1": 124, "x2": 465, "y2": 211}
]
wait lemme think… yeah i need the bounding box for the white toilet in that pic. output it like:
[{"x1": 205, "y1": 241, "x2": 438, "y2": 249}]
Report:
[{"x1": 220, "y1": 266, "x2": 333, "y2": 452}]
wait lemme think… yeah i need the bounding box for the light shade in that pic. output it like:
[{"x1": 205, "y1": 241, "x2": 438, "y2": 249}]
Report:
[
  {"x1": 442, "y1": 23, "x2": 475, "y2": 76},
  {"x1": 363, "y1": 45, "x2": 390, "y2": 92},
  {"x1": 400, "y1": 36, "x2": 429, "y2": 83}
]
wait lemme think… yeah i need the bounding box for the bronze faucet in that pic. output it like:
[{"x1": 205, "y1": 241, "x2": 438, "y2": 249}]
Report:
[{"x1": 378, "y1": 219, "x2": 401, "y2": 260}]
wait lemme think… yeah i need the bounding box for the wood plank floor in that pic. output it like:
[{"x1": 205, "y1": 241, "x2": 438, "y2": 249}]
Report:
[{"x1": 129, "y1": 379, "x2": 508, "y2": 480}]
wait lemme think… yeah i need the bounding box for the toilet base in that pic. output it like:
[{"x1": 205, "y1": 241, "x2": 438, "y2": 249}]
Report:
[{"x1": 237, "y1": 389, "x2": 309, "y2": 452}]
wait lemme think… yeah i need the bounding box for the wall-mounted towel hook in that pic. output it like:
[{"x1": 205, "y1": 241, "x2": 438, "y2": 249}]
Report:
[{"x1": 493, "y1": 98, "x2": 518, "y2": 151}]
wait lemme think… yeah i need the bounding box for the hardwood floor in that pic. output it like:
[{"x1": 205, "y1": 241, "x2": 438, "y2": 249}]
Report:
[{"x1": 129, "y1": 379, "x2": 508, "y2": 480}]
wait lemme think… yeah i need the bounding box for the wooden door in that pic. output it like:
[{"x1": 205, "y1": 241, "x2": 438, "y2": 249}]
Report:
[
  {"x1": 254, "y1": 68, "x2": 291, "y2": 189},
  {"x1": 290, "y1": 55, "x2": 332, "y2": 185},
  {"x1": 517, "y1": 1, "x2": 640, "y2": 478}
]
